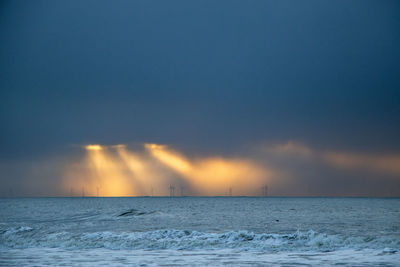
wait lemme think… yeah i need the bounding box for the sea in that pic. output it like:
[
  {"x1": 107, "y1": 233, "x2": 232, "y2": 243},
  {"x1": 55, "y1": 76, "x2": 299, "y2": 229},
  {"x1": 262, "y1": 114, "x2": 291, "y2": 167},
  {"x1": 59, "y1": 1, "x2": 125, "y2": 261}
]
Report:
[{"x1": 0, "y1": 197, "x2": 399, "y2": 266}]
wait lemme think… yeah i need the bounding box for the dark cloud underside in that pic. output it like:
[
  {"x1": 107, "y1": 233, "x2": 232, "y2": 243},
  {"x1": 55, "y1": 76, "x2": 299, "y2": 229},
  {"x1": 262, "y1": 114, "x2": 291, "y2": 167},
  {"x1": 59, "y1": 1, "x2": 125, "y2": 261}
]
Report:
[{"x1": 0, "y1": 1, "x2": 399, "y2": 196}]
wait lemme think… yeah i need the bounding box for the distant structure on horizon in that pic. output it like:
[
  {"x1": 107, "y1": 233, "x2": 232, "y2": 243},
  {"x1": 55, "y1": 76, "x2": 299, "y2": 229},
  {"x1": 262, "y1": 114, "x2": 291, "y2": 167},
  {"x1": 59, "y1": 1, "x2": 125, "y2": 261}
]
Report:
[
  {"x1": 228, "y1": 187, "x2": 232, "y2": 196},
  {"x1": 169, "y1": 185, "x2": 175, "y2": 197},
  {"x1": 262, "y1": 185, "x2": 268, "y2": 197}
]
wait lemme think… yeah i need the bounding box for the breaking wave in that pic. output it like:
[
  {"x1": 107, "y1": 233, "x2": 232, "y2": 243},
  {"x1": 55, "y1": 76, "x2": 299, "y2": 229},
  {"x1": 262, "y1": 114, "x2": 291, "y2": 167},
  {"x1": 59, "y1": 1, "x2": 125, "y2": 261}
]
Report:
[{"x1": 1, "y1": 227, "x2": 399, "y2": 252}]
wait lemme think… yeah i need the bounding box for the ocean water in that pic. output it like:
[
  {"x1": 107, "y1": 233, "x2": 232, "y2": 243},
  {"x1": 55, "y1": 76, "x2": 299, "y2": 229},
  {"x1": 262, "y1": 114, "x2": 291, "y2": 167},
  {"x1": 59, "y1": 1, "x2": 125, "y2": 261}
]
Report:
[{"x1": 0, "y1": 197, "x2": 399, "y2": 266}]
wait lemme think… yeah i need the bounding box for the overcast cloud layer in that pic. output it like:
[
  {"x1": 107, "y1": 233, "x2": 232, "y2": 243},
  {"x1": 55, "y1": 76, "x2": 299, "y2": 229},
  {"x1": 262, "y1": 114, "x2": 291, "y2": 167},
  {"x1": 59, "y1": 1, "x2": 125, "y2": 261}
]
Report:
[{"x1": 0, "y1": 1, "x2": 399, "y2": 196}]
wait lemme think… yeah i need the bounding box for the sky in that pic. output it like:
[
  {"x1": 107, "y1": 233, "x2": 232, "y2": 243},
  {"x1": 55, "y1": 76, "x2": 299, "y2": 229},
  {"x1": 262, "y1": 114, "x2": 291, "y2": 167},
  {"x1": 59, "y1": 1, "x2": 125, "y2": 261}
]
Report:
[{"x1": 0, "y1": 0, "x2": 399, "y2": 197}]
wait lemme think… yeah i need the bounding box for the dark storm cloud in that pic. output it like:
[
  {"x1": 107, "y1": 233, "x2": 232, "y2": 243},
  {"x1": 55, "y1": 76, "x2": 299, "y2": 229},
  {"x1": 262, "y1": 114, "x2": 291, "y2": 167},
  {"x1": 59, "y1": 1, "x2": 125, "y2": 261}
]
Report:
[{"x1": 0, "y1": 1, "x2": 399, "y2": 196}]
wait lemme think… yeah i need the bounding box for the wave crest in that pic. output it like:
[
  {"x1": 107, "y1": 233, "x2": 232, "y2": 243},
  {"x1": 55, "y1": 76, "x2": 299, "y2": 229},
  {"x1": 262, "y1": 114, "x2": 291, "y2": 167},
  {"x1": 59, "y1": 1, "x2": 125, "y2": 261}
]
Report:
[{"x1": 1, "y1": 228, "x2": 399, "y2": 252}]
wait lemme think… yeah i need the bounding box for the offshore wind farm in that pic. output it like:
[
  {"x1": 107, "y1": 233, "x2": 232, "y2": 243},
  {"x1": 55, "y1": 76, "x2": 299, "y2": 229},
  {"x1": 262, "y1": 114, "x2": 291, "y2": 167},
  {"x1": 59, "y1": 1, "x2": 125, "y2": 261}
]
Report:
[{"x1": 1, "y1": 0, "x2": 399, "y2": 266}]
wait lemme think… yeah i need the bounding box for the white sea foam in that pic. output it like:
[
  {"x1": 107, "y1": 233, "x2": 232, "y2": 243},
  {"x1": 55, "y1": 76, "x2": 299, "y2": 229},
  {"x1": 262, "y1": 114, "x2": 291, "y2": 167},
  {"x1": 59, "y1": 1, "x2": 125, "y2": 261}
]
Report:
[{"x1": 1, "y1": 228, "x2": 399, "y2": 252}]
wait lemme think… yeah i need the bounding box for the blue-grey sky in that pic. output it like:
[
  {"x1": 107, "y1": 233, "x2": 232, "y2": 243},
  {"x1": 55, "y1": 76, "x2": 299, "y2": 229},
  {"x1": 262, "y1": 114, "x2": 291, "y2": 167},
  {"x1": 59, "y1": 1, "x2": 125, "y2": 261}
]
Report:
[{"x1": 1, "y1": 1, "x2": 399, "y2": 196}]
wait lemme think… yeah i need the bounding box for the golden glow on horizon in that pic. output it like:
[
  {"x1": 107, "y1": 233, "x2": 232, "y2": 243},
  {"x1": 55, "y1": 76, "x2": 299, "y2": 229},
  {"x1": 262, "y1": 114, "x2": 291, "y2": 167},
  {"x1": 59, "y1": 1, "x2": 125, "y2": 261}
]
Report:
[
  {"x1": 115, "y1": 145, "x2": 165, "y2": 196},
  {"x1": 64, "y1": 145, "x2": 137, "y2": 197},
  {"x1": 145, "y1": 143, "x2": 267, "y2": 195},
  {"x1": 62, "y1": 143, "x2": 269, "y2": 197},
  {"x1": 60, "y1": 141, "x2": 400, "y2": 197}
]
